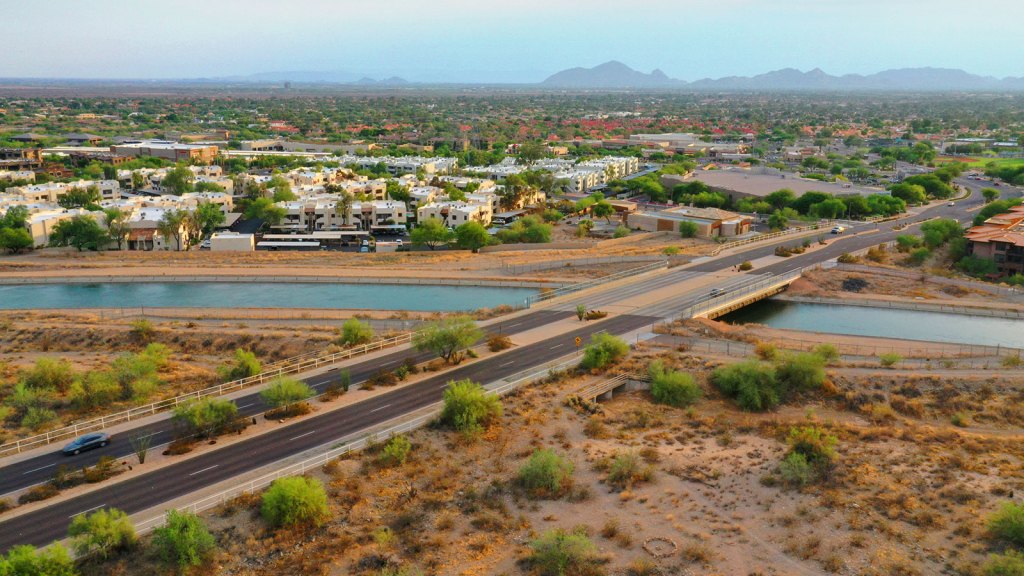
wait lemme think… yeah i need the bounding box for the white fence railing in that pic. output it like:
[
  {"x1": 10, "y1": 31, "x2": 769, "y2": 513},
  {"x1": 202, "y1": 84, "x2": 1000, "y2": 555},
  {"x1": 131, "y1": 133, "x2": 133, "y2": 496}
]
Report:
[
  {"x1": 531, "y1": 261, "x2": 666, "y2": 303},
  {"x1": 131, "y1": 354, "x2": 581, "y2": 536},
  {"x1": 0, "y1": 333, "x2": 413, "y2": 457}
]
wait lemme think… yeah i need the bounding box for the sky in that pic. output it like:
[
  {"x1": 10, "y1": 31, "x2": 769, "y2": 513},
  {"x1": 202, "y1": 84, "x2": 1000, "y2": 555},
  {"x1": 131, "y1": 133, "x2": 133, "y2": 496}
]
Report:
[{"x1": 4, "y1": 0, "x2": 1023, "y2": 82}]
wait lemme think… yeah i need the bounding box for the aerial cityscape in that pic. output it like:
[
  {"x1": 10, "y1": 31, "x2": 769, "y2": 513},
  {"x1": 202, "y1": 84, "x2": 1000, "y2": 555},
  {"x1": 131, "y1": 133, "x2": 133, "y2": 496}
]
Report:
[{"x1": 1, "y1": 1, "x2": 1024, "y2": 575}]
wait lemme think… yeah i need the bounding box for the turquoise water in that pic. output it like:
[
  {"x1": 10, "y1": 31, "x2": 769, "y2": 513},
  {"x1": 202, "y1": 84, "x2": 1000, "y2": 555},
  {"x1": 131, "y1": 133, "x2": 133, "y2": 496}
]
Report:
[
  {"x1": 0, "y1": 282, "x2": 538, "y2": 312},
  {"x1": 721, "y1": 300, "x2": 1024, "y2": 349}
]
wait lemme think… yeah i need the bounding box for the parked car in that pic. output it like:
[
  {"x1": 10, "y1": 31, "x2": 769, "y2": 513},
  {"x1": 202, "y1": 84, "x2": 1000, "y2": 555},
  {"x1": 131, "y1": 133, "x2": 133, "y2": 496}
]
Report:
[
  {"x1": 830, "y1": 226, "x2": 846, "y2": 234},
  {"x1": 62, "y1": 432, "x2": 110, "y2": 456}
]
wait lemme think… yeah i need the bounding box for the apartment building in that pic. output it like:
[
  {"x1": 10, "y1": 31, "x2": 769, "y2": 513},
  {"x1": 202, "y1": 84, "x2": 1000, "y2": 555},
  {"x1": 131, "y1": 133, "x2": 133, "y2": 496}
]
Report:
[
  {"x1": 110, "y1": 140, "x2": 219, "y2": 164},
  {"x1": 6, "y1": 179, "x2": 120, "y2": 202},
  {"x1": 965, "y1": 206, "x2": 1024, "y2": 276},
  {"x1": 417, "y1": 201, "x2": 493, "y2": 227}
]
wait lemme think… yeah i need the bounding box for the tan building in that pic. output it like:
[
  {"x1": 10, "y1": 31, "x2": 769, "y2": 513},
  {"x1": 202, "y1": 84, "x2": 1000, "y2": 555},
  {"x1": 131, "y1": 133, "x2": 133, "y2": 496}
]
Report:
[
  {"x1": 965, "y1": 206, "x2": 1024, "y2": 276},
  {"x1": 417, "y1": 201, "x2": 492, "y2": 228},
  {"x1": 627, "y1": 206, "x2": 751, "y2": 238},
  {"x1": 210, "y1": 232, "x2": 255, "y2": 252},
  {"x1": 111, "y1": 141, "x2": 219, "y2": 164}
]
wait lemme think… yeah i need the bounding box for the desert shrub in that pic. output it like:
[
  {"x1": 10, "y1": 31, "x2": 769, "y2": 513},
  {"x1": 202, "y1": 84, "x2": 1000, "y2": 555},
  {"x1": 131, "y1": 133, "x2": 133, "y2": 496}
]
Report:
[
  {"x1": 379, "y1": 435, "x2": 412, "y2": 467},
  {"x1": 218, "y1": 348, "x2": 261, "y2": 381},
  {"x1": 613, "y1": 225, "x2": 630, "y2": 238},
  {"x1": 836, "y1": 252, "x2": 859, "y2": 264},
  {"x1": 778, "y1": 452, "x2": 814, "y2": 488},
  {"x1": 487, "y1": 334, "x2": 513, "y2": 352},
  {"x1": 865, "y1": 245, "x2": 886, "y2": 262},
  {"x1": 989, "y1": 502, "x2": 1024, "y2": 546},
  {"x1": 527, "y1": 528, "x2": 602, "y2": 576},
  {"x1": 606, "y1": 452, "x2": 653, "y2": 489},
  {"x1": 679, "y1": 221, "x2": 699, "y2": 238},
  {"x1": 775, "y1": 353, "x2": 826, "y2": 392},
  {"x1": 21, "y1": 406, "x2": 57, "y2": 431},
  {"x1": 584, "y1": 310, "x2": 608, "y2": 320},
  {"x1": 129, "y1": 318, "x2": 155, "y2": 343},
  {"x1": 260, "y1": 376, "x2": 314, "y2": 409},
  {"x1": 22, "y1": 358, "x2": 76, "y2": 393},
  {"x1": 440, "y1": 379, "x2": 502, "y2": 436},
  {"x1": 648, "y1": 361, "x2": 701, "y2": 408},
  {"x1": 172, "y1": 397, "x2": 238, "y2": 439},
  {"x1": 69, "y1": 371, "x2": 121, "y2": 409},
  {"x1": 337, "y1": 318, "x2": 374, "y2": 347},
  {"x1": 324, "y1": 368, "x2": 350, "y2": 399},
  {"x1": 662, "y1": 246, "x2": 680, "y2": 255},
  {"x1": 579, "y1": 333, "x2": 629, "y2": 370},
  {"x1": 738, "y1": 260, "x2": 753, "y2": 271},
  {"x1": 0, "y1": 544, "x2": 76, "y2": 576},
  {"x1": 517, "y1": 449, "x2": 574, "y2": 498},
  {"x1": 907, "y1": 247, "x2": 931, "y2": 265},
  {"x1": 754, "y1": 342, "x2": 778, "y2": 360},
  {"x1": 261, "y1": 476, "x2": 329, "y2": 529},
  {"x1": 711, "y1": 360, "x2": 780, "y2": 411},
  {"x1": 786, "y1": 425, "x2": 838, "y2": 469},
  {"x1": 896, "y1": 235, "x2": 923, "y2": 252},
  {"x1": 67, "y1": 507, "x2": 136, "y2": 559},
  {"x1": 368, "y1": 369, "x2": 399, "y2": 387},
  {"x1": 879, "y1": 352, "x2": 902, "y2": 367},
  {"x1": 984, "y1": 551, "x2": 1024, "y2": 576},
  {"x1": 18, "y1": 483, "x2": 59, "y2": 505},
  {"x1": 1001, "y1": 355, "x2": 1023, "y2": 368},
  {"x1": 812, "y1": 344, "x2": 840, "y2": 364},
  {"x1": 152, "y1": 509, "x2": 217, "y2": 572}
]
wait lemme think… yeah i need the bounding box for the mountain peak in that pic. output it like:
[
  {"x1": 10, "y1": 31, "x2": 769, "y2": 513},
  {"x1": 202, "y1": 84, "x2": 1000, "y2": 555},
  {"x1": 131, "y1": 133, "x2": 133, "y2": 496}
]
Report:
[{"x1": 542, "y1": 61, "x2": 677, "y2": 88}]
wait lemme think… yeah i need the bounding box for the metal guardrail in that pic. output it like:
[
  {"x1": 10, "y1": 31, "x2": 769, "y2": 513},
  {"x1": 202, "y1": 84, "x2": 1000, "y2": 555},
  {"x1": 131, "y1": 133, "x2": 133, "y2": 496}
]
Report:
[
  {"x1": 530, "y1": 261, "x2": 666, "y2": 304},
  {"x1": 130, "y1": 354, "x2": 581, "y2": 536},
  {"x1": 673, "y1": 269, "x2": 805, "y2": 320},
  {"x1": 0, "y1": 333, "x2": 413, "y2": 457}
]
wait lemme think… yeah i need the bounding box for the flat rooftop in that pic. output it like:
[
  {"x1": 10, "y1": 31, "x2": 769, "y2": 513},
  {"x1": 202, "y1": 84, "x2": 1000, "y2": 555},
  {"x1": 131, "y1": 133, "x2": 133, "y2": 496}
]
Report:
[{"x1": 691, "y1": 168, "x2": 887, "y2": 198}]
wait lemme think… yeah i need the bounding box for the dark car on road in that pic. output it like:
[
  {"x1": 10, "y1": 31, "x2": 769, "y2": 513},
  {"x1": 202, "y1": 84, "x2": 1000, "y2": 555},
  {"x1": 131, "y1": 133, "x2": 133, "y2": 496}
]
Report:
[{"x1": 62, "y1": 432, "x2": 110, "y2": 456}]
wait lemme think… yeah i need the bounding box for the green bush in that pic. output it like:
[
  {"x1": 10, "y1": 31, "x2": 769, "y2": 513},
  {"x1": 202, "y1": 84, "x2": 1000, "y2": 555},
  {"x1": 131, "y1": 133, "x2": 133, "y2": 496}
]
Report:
[
  {"x1": 786, "y1": 425, "x2": 838, "y2": 469},
  {"x1": 958, "y1": 255, "x2": 999, "y2": 278},
  {"x1": 22, "y1": 358, "x2": 76, "y2": 393},
  {"x1": 774, "y1": 353, "x2": 826, "y2": 392},
  {"x1": 613, "y1": 225, "x2": 630, "y2": 238},
  {"x1": 171, "y1": 397, "x2": 238, "y2": 439},
  {"x1": 218, "y1": 348, "x2": 261, "y2": 381},
  {"x1": 260, "y1": 376, "x2": 315, "y2": 409},
  {"x1": 738, "y1": 260, "x2": 753, "y2": 271},
  {"x1": 711, "y1": 360, "x2": 780, "y2": 411},
  {"x1": 778, "y1": 452, "x2": 813, "y2": 488},
  {"x1": 261, "y1": 476, "x2": 329, "y2": 529},
  {"x1": 648, "y1": 361, "x2": 701, "y2": 408},
  {"x1": 989, "y1": 501, "x2": 1024, "y2": 546},
  {"x1": 579, "y1": 333, "x2": 629, "y2": 370},
  {"x1": 679, "y1": 221, "x2": 699, "y2": 238},
  {"x1": 907, "y1": 247, "x2": 931, "y2": 265},
  {"x1": 152, "y1": 510, "x2": 217, "y2": 572},
  {"x1": 21, "y1": 407, "x2": 57, "y2": 431},
  {"x1": 895, "y1": 234, "x2": 923, "y2": 252},
  {"x1": 527, "y1": 528, "x2": 601, "y2": 576},
  {"x1": 517, "y1": 449, "x2": 574, "y2": 498},
  {"x1": 984, "y1": 551, "x2": 1024, "y2": 576},
  {"x1": 67, "y1": 507, "x2": 136, "y2": 559},
  {"x1": 440, "y1": 379, "x2": 502, "y2": 436},
  {"x1": 606, "y1": 451, "x2": 653, "y2": 489},
  {"x1": 129, "y1": 318, "x2": 155, "y2": 342},
  {"x1": 812, "y1": 344, "x2": 840, "y2": 364},
  {"x1": 337, "y1": 318, "x2": 374, "y2": 346},
  {"x1": 379, "y1": 434, "x2": 412, "y2": 467},
  {"x1": 0, "y1": 544, "x2": 76, "y2": 576},
  {"x1": 879, "y1": 352, "x2": 902, "y2": 367}
]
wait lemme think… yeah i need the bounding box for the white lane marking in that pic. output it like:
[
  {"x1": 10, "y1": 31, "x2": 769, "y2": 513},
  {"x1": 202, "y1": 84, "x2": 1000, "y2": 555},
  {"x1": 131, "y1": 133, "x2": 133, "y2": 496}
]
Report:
[
  {"x1": 237, "y1": 403, "x2": 253, "y2": 409},
  {"x1": 550, "y1": 344, "x2": 564, "y2": 349},
  {"x1": 369, "y1": 404, "x2": 392, "y2": 413},
  {"x1": 189, "y1": 465, "x2": 219, "y2": 477},
  {"x1": 289, "y1": 430, "x2": 317, "y2": 441},
  {"x1": 507, "y1": 322, "x2": 522, "y2": 328},
  {"x1": 23, "y1": 462, "x2": 58, "y2": 475},
  {"x1": 69, "y1": 504, "x2": 105, "y2": 518},
  {"x1": 500, "y1": 360, "x2": 515, "y2": 367},
  {"x1": 438, "y1": 384, "x2": 449, "y2": 390}
]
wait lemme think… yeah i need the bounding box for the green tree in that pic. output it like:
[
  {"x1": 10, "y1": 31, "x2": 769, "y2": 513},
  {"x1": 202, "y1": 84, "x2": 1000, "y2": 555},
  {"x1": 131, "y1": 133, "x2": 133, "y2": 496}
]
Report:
[
  {"x1": 767, "y1": 210, "x2": 789, "y2": 231},
  {"x1": 648, "y1": 361, "x2": 702, "y2": 408},
  {"x1": 385, "y1": 180, "x2": 410, "y2": 203},
  {"x1": 261, "y1": 476, "x2": 329, "y2": 528},
  {"x1": 157, "y1": 209, "x2": 189, "y2": 251},
  {"x1": 410, "y1": 217, "x2": 454, "y2": 250},
  {"x1": 711, "y1": 360, "x2": 780, "y2": 411},
  {"x1": 49, "y1": 215, "x2": 109, "y2": 252},
  {"x1": 679, "y1": 221, "x2": 699, "y2": 238},
  {"x1": 517, "y1": 142, "x2": 547, "y2": 165},
  {"x1": 495, "y1": 216, "x2": 552, "y2": 244},
  {"x1": 982, "y1": 187, "x2": 1001, "y2": 203},
  {"x1": 338, "y1": 317, "x2": 374, "y2": 346},
  {"x1": 579, "y1": 333, "x2": 629, "y2": 370},
  {"x1": 67, "y1": 507, "x2": 136, "y2": 559},
  {"x1": 527, "y1": 528, "x2": 600, "y2": 576},
  {"x1": 440, "y1": 379, "x2": 502, "y2": 436},
  {"x1": 57, "y1": 186, "x2": 101, "y2": 209},
  {"x1": 244, "y1": 197, "x2": 286, "y2": 226},
  {"x1": 267, "y1": 175, "x2": 294, "y2": 201},
  {"x1": 259, "y1": 376, "x2": 315, "y2": 409},
  {"x1": 983, "y1": 551, "x2": 1024, "y2": 576},
  {"x1": 888, "y1": 183, "x2": 927, "y2": 205},
  {"x1": 218, "y1": 348, "x2": 261, "y2": 381},
  {"x1": 0, "y1": 544, "x2": 76, "y2": 576},
  {"x1": 103, "y1": 207, "x2": 130, "y2": 250},
  {"x1": 592, "y1": 200, "x2": 614, "y2": 223},
  {"x1": 193, "y1": 202, "x2": 225, "y2": 239},
  {"x1": 809, "y1": 198, "x2": 847, "y2": 219},
  {"x1": 162, "y1": 166, "x2": 195, "y2": 194},
  {"x1": 454, "y1": 220, "x2": 491, "y2": 251},
  {"x1": 0, "y1": 227, "x2": 32, "y2": 253},
  {"x1": 1, "y1": 205, "x2": 29, "y2": 229},
  {"x1": 517, "y1": 449, "x2": 574, "y2": 498},
  {"x1": 151, "y1": 510, "x2": 216, "y2": 573},
  {"x1": 23, "y1": 358, "x2": 76, "y2": 393},
  {"x1": 413, "y1": 315, "x2": 482, "y2": 363},
  {"x1": 171, "y1": 397, "x2": 238, "y2": 439},
  {"x1": 974, "y1": 199, "x2": 1023, "y2": 226}
]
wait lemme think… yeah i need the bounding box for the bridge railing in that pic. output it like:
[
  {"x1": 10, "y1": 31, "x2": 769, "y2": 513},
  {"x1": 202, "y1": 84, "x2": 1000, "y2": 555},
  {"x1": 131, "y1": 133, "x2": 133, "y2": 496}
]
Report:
[
  {"x1": 0, "y1": 333, "x2": 413, "y2": 457},
  {"x1": 530, "y1": 261, "x2": 666, "y2": 304}
]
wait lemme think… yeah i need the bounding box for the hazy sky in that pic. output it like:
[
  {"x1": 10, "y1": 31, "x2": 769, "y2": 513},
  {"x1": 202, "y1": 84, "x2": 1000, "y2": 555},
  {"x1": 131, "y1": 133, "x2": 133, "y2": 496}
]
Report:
[{"x1": 4, "y1": 0, "x2": 1023, "y2": 82}]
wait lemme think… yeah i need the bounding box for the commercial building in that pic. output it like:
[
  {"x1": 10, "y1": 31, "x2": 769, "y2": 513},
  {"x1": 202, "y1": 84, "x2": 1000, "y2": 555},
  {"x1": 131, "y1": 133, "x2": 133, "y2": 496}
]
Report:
[
  {"x1": 110, "y1": 141, "x2": 219, "y2": 164},
  {"x1": 965, "y1": 206, "x2": 1024, "y2": 276},
  {"x1": 627, "y1": 206, "x2": 751, "y2": 238}
]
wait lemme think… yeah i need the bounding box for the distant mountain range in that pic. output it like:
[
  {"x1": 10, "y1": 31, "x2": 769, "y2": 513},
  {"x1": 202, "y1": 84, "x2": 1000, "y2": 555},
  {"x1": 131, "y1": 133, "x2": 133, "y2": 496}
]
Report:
[
  {"x1": 541, "y1": 61, "x2": 1024, "y2": 91},
  {"x1": 206, "y1": 70, "x2": 410, "y2": 86}
]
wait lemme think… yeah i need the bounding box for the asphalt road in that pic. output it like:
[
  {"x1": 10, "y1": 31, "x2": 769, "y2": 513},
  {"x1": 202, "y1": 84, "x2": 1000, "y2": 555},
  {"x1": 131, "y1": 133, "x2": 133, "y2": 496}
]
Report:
[
  {"x1": 0, "y1": 309, "x2": 573, "y2": 495},
  {"x1": 0, "y1": 313, "x2": 656, "y2": 551}
]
